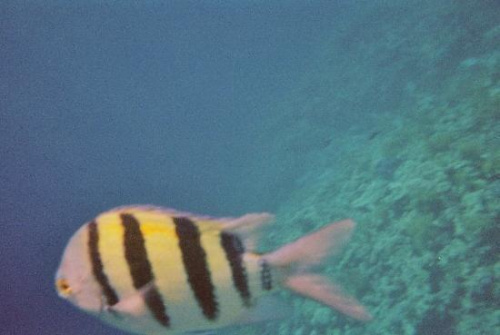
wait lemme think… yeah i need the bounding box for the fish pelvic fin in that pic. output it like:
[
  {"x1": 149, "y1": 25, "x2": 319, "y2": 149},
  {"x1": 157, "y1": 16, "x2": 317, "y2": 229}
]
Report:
[{"x1": 264, "y1": 219, "x2": 372, "y2": 321}]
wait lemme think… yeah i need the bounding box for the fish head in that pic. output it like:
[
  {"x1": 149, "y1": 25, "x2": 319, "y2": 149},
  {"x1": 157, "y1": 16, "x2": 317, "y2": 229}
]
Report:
[{"x1": 55, "y1": 225, "x2": 103, "y2": 314}]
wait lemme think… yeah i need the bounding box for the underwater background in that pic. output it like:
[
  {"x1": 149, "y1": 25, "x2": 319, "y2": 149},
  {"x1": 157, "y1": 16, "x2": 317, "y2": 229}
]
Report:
[{"x1": 1, "y1": 1, "x2": 498, "y2": 335}]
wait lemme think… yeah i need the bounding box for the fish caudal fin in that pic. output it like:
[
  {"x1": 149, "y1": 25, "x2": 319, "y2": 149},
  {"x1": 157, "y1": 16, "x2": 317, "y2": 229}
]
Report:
[
  {"x1": 265, "y1": 219, "x2": 354, "y2": 270},
  {"x1": 264, "y1": 219, "x2": 372, "y2": 321},
  {"x1": 285, "y1": 274, "x2": 372, "y2": 321}
]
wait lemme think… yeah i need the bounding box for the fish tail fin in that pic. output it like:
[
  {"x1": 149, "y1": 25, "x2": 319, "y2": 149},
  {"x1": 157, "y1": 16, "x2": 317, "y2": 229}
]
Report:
[
  {"x1": 284, "y1": 274, "x2": 372, "y2": 321},
  {"x1": 264, "y1": 219, "x2": 372, "y2": 321}
]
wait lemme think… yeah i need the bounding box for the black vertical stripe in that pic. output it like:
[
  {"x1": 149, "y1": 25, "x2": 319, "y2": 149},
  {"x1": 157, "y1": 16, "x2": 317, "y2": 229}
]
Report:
[
  {"x1": 173, "y1": 217, "x2": 218, "y2": 320},
  {"x1": 260, "y1": 260, "x2": 273, "y2": 291},
  {"x1": 121, "y1": 213, "x2": 170, "y2": 327},
  {"x1": 88, "y1": 221, "x2": 120, "y2": 306},
  {"x1": 220, "y1": 232, "x2": 251, "y2": 307}
]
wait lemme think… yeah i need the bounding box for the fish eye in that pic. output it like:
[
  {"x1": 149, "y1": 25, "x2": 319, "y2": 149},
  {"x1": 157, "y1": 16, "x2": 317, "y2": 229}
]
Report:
[{"x1": 56, "y1": 278, "x2": 72, "y2": 297}]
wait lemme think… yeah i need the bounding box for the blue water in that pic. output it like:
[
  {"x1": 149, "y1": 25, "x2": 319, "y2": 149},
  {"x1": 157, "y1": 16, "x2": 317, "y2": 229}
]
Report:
[{"x1": 1, "y1": 1, "x2": 499, "y2": 335}]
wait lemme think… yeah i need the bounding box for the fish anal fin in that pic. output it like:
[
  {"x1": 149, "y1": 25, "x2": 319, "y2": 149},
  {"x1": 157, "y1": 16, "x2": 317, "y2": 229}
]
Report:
[
  {"x1": 180, "y1": 331, "x2": 217, "y2": 335},
  {"x1": 234, "y1": 295, "x2": 291, "y2": 325}
]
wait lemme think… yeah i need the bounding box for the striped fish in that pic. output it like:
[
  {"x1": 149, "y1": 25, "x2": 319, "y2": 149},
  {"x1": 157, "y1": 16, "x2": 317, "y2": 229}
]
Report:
[{"x1": 55, "y1": 206, "x2": 371, "y2": 334}]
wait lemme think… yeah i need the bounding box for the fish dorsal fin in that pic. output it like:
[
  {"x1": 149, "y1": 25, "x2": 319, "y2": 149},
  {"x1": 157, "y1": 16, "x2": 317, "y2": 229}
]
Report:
[
  {"x1": 221, "y1": 213, "x2": 274, "y2": 252},
  {"x1": 102, "y1": 205, "x2": 273, "y2": 252},
  {"x1": 103, "y1": 205, "x2": 223, "y2": 222}
]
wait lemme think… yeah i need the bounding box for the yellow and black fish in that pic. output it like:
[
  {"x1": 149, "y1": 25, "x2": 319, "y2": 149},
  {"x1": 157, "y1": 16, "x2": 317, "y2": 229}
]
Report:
[{"x1": 55, "y1": 206, "x2": 371, "y2": 334}]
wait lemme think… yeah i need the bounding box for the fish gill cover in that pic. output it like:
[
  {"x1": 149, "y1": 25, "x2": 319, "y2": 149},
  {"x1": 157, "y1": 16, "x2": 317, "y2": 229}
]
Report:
[{"x1": 0, "y1": 0, "x2": 498, "y2": 335}]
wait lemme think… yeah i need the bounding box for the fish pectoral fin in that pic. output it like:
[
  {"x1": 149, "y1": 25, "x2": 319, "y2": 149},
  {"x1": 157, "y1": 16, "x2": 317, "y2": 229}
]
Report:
[{"x1": 109, "y1": 282, "x2": 155, "y2": 317}]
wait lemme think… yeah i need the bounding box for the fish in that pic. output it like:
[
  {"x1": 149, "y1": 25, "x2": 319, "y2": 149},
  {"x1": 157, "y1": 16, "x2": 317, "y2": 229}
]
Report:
[{"x1": 55, "y1": 205, "x2": 371, "y2": 335}]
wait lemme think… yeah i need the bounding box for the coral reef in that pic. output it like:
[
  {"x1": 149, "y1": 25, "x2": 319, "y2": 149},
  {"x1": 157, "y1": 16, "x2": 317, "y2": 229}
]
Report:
[{"x1": 233, "y1": 1, "x2": 499, "y2": 334}]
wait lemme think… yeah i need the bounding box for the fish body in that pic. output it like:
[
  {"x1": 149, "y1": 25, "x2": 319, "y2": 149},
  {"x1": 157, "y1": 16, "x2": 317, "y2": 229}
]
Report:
[{"x1": 55, "y1": 206, "x2": 371, "y2": 334}]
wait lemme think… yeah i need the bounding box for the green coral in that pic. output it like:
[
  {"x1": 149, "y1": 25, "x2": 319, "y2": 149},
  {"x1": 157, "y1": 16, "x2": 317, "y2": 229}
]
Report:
[
  {"x1": 455, "y1": 190, "x2": 495, "y2": 238},
  {"x1": 426, "y1": 131, "x2": 458, "y2": 154},
  {"x1": 456, "y1": 137, "x2": 483, "y2": 162},
  {"x1": 401, "y1": 210, "x2": 437, "y2": 251},
  {"x1": 480, "y1": 149, "x2": 500, "y2": 180}
]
